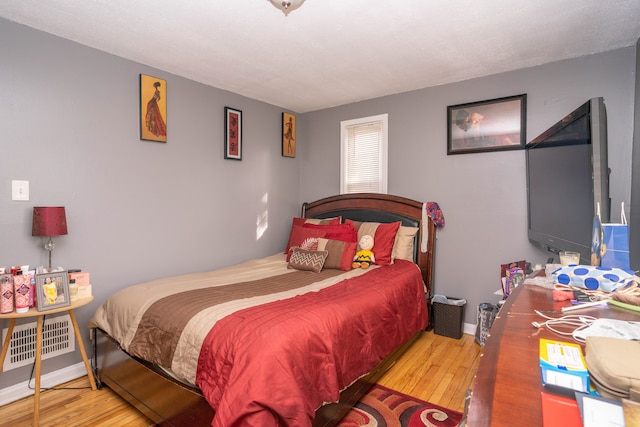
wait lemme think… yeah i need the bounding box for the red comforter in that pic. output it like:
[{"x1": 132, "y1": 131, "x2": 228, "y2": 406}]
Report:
[{"x1": 196, "y1": 260, "x2": 427, "y2": 427}]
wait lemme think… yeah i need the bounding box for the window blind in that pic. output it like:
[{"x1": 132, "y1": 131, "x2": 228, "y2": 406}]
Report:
[{"x1": 342, "y1": 117, "x2": 387, "y2": 194}]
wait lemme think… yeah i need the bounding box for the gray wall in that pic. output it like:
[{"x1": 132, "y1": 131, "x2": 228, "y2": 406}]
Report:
[
  {"x1": 0, "y1": 18, "x2": 300, "y2": 387},
  {"x1": 301, "y1": 47, "x2": 636, "y2": 324}
]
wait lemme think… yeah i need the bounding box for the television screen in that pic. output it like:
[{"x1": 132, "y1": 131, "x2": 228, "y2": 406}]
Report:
[{"x1": 526, "y1": 98, "x2": 609, "y2": 264}]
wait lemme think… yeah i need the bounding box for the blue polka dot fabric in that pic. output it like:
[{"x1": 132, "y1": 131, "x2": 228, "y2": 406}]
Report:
[{"x1": 552, "y1": 265, "x2": 635, "y2": 293}]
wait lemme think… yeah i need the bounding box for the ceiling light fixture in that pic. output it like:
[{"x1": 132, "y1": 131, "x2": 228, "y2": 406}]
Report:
[{"x1": 269, "y1": 0, "x2": 305, "y2": 16}]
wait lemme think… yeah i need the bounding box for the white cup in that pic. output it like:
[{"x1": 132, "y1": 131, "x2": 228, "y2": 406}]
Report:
[{"x1": 559, "y1": 251, "x2": 580, "y2": 266}]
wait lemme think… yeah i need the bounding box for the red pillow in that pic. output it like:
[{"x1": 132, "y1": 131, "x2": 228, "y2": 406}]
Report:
[
  {"x1": 285, "y1": 225, "x2": 327, "y2": 261},
  {"x1": 302, "y1": 222, "x2": 358, "y2": 243},
  {"x1": 345, "y1": 219, "x2": 401, "y2": 266},
  {"x1": 285, "y1": 217, "x2": 341, "y2": 253},
  {"x1": 317, "y1": 238, "x2": 358, "y2": 271},
  {"x1": 291, "y1": 216, "x2": 341, "y2": 228}
]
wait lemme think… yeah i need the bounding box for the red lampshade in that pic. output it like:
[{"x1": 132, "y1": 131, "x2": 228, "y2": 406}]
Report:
[{"x1": 32, "y1": 207, "x2": 68, "y2": 237}]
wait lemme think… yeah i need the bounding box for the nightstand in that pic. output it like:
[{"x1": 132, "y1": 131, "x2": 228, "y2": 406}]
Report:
[{"x1": 0, "y1": 296, "x2": 97, "y2": 427}]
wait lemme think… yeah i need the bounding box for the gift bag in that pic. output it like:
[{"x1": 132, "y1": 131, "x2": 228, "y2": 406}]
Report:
[{"x1": 595, "y1": 202, "x2": 630, "y2": 270}]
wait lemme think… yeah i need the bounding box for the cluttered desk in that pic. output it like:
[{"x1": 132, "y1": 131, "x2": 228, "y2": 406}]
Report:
[{"x1": 466, "y1": 265, "x2": 640, "y2": 427}]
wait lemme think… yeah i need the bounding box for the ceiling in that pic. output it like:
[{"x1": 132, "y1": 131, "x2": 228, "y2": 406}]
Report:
[{"x1": 2, "y1": 0, "x2": 640, "y2": 113}]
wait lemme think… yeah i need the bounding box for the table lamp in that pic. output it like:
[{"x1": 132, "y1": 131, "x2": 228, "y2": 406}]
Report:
[{"x1": 32, "y1": 206, "x2": 68, "y2": 271}]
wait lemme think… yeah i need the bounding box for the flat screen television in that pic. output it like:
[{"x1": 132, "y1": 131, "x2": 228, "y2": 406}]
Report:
[{"x1": 526, "y1": 97, "x2": 610, "y2": 264}]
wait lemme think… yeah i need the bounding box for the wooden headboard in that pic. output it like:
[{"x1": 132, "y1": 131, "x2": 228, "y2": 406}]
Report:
[{"x1": 301, "y1": 193, "x2": 437, "y2": 299}]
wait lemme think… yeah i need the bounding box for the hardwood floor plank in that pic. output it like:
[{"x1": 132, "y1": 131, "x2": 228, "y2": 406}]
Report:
[{"x1": 0, "y1": 330, "x2": 480, "y2": 425}]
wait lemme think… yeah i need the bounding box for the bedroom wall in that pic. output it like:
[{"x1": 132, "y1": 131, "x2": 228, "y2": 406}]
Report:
[
  {"x1": 0, "y1": 18, "x2": 301, "y2": 389},
  {"x1": 300, "y1": 47, "x2": 637, "y2": 326}
]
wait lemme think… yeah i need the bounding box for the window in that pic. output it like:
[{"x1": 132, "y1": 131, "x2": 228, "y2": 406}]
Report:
[{"x1": 340, "y1": 114, "x2": 388, "y2": 194}]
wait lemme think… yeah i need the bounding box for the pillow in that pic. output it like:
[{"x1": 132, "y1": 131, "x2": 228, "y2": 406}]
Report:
[
  {"x1": 286, "y1": 225, "x2": 327, "y2": 261},
  {"x1": 285, "y1": 217, "x2": 341, "y2": 253},
  {"x1": 317, "y1": 238, "x2": 358, "y2": 271},
  {"x1": 392, "y1": 226, "x2": 419, "y2": 262},
  {"x1": 287, "y1": 248, "x2": 329, "y2": 273},
  {"x1": 302, "y1": 222, "x2": 358, "y2": 243},
  {"x1": 301, "y1": 216, "x2": 341, "y2": 225},
  {"x1": 345, "y1": 219, "x2": 401, "y2": 266}
]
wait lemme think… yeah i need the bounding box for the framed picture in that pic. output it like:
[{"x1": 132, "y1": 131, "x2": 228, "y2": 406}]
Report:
[
  {"x1": 140, "y1": 74, "x2": 167, "y2": 143},
  {"x1": 282, "y1": 112, "x2": 296, "y2": 158},
  {"x1": 224, "y1": 107, "x2": 242, "y2": 160},
  {"x1": 36, "y1": 271, "x2": 70, "y2": 311},
  {"x1": 447, "y1": 94, "x2": 526, "y2": 155}
]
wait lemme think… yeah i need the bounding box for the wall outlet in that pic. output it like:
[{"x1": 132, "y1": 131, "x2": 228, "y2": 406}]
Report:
[{"x1": 11, "y1": 180, "x2": 29, "y2": 201}]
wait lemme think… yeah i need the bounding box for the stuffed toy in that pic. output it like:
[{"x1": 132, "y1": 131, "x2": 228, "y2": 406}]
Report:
[{"x1": 353, "y1": 235, "x2": 375, "y2": 269}]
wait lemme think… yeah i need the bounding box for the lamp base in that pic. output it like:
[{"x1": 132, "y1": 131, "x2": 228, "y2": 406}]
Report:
[{"x1": 44, "y1": 237, "x2": 55, "y2": 271}]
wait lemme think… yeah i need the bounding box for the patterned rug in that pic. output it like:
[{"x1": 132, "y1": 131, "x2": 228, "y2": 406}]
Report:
[{"x1": 337, "y1": 384, "x2": 463, "y2": 427}]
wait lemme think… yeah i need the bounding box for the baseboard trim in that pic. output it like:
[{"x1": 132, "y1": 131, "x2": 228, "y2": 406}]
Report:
[
  {"x1": 463, "y1": 322, "x2": 476, "y2": 336},
  {"x1": 0, "y1": 362, "x2": 87, "y2": 406}
]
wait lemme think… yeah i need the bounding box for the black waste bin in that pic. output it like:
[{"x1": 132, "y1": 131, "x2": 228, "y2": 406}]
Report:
[{"x1": 432, "y1": 296, "x2": 466, "y2": 339}]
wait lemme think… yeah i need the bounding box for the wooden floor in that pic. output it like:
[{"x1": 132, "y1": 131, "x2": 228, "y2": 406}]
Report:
[{"x1": 0, "y1": 330, "x2": 480, "y2": 427}]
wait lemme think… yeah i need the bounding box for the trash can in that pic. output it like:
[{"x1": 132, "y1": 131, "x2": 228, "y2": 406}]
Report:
[{"x1": 431, "y1": 295, "x2": 466, "y2": 339}]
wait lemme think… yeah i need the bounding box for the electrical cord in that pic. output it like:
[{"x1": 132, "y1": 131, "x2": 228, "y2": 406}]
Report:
[{"x1": 532, "y1": 310, "x2": 597, "y2": 343}]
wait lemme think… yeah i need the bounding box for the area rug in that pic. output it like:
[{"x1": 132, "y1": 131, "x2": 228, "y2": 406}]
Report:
[{"x1": 337, "y1": 384, "x2": 462, "y2": 427}]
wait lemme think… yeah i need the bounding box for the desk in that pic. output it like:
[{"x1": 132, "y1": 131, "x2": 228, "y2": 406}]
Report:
[
  {"x1": 0, "y1": 297, "x2": 97, "y2": 426},
  {"x1": 466, "y1": 283, "x2": 639, "y2": 426}
]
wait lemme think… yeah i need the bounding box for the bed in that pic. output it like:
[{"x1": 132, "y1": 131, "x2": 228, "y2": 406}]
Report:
[{"x1": 90, "y1": 193, "x2": 438, "y2": 427}]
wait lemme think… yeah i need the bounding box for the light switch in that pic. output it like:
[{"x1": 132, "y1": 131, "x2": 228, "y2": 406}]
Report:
[{"x1": 11, "y1": 180, "x2": 29, "y2": 201}]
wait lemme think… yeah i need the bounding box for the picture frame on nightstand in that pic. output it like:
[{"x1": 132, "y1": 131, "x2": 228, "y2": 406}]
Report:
[{"x1": 36, "y1": 271, "x2": 70, "y2": 311}]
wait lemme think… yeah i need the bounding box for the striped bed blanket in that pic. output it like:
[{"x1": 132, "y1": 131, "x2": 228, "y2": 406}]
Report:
[{"x1": 90, "y1": 253, "x2": 427, "y2": 426}]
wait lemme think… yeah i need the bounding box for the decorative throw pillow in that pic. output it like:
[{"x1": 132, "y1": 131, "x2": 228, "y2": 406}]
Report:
[
  {"x1": 286, "y1": 225, "x2": 327, "y2": 261},
  {"x1": 345, "y1": 219, "x2": 401, "y2": 266},
  {"x1": 317, "y1": 238, "x2": 358, "y2": 271},
  {"x1": 287, "y1": 248, "x2": 329, "y2": 273},
  {"x1": 284, "y1": 217, "x2": 341, "y2": 254},
  {"x1": 302, "y1": 222, "x2": 358, "y2": 243},
  {"x1": 301, "y1": 216, "x2": 341, "y2": 225},
  {"x1": 392, "y1": 226, "x2": 419, "y2": 262}
]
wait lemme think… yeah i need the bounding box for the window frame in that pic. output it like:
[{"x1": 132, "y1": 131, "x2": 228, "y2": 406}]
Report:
[{"x1": 340, "y1": 113, "x2": 389, "y2": 194}]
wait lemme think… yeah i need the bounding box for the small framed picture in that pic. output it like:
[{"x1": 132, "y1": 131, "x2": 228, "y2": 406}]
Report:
[
  {"x1": 140, "y1": 74, "x2": 167, "y2": 143},
  {"x1": 447, "y1": 94, "x2": 526, "y2": 155},
  {"x1": 282, "y1": 112, "x2": 296, "y2": 158},
  {"x1": 36, "y1": 271, "x2": 70, "y2": 311},
  {"x1": 224, "y1": 107, "x2": 242, "y2": 160}
]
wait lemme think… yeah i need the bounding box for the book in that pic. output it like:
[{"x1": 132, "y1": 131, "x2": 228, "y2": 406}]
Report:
[
  {"x1": 541, "y1": 391, "x2": 582, "y2": 427},
  {"x1": 500, "y1": 260, "x2": 526, "y2": 297}
]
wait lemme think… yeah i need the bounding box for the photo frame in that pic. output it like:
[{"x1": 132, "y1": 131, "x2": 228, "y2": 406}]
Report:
[
  {"x1": 224, "y1": 107, "x2": 242, "y2": 160},
  {"x1": 36, "y1": 271, "x2": 70, "y2": 311},
  {"x1": 282, "y1": 112, "x2": 296, "y2": 158},
  {"x1": 140, "y1": 74, "x2": 167, "y2": 143},
  {"x1": 447, "y1": 94, "x2": 526, "y2": 155}
]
